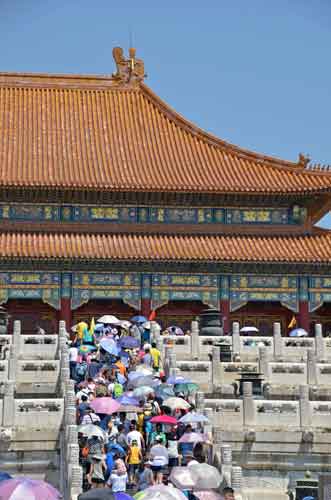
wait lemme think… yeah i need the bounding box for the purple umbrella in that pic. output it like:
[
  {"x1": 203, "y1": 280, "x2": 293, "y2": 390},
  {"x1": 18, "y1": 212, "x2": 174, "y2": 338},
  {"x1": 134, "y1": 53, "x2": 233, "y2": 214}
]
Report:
[
  {"x1": 0, "y1": 478, "x2": 62, "y2": 499},
  {"x1": 119, "y1": 336, "x2": 140, "y2": 349}
]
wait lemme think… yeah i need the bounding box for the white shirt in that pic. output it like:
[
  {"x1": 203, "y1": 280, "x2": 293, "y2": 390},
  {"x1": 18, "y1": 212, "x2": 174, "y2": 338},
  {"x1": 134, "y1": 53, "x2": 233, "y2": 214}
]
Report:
[
  {"x1": 69, "y1": 347, "x2": 78, "y2": 362},
  {"x1": 108, "y1": 472, "x2": 128, "y2": 492},
  {"x1": 187, "y1": 459, "x2": 200, "y2": 467},
  {"x1": 81, "y1": 413, "x2": 100, "y2": 425},
  {"x1": 126, "y1": 430, "x2": 143, "y2": 449}
]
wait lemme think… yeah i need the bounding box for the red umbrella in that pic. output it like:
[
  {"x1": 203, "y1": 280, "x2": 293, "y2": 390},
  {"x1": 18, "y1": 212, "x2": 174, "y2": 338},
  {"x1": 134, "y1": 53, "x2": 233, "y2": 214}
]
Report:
[{"x1": 150, "y1": 415, "x2": 177, "y2": 425}]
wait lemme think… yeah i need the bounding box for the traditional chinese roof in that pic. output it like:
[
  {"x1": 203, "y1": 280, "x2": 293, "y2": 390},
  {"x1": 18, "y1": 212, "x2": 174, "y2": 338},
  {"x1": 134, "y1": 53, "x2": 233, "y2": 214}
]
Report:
[
  {"x1": 1, "y1": 231, "x2": 331, "y2": 264},
  {"x1": 0, "y1": 53, "x2": 331, "y2": 195}
]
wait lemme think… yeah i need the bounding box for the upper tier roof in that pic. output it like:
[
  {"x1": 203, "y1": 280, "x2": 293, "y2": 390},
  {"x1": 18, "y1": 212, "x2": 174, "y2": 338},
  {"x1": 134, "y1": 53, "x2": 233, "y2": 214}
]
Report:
[{"x1": 0, "y1": 50, "x2": 331, "y2": 194}]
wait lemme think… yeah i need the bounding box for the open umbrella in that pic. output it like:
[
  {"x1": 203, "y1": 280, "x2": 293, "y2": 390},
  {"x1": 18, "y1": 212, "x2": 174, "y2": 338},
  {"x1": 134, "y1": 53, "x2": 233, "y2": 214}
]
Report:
[
  {"x1": 120, "y1": 320, "x2": 132, "y2": 330},
  {"x1": 189, "y1": 463, "x2": 222, "y2": 490},
  {"x1": 78, "y1": 424, "x2": 107, "y2": 441},
  {"x1": 240, "y1": 326, "x2": 259, "y2": 333},
  {"x1": 289, "y1": 328, "x2": 308, "y2": 337},
  {"x1": 79, "y1": 491, "x2": 134, "y2": 499},
  {"x1": 192, "y1": 492, "x2": 223, "y2": 500},
  {"x1": 150, "y1": 415, "x2": 177, "y2": 425},
  {"x1": 0, "y1": 478, "x2": 62, "y2": 499},
  {"x1": 168, "y1": 326, "x2": 184, "y2": 336},
  {"x1": 97, "y1": 315, "x2": 121, "y2": 325},
  {"x1": 118, "y1": 404, "x2": 143, "y2": 413},
  {"x1": 79, "y1": 344, "x2": 96, "y2": 354},
  {"x1": 135, "y1": 365, "x2": 153, "y2": 375},
  {"x1": 179, "y1": 432, "x2": 206, "y2": 444},
  {"x1": 119, "y1": 336, "x2": 140, "y2": 349},
  {"x1": 131, "y1": 315, "x2": 147, "y2": 324},
  {"x1": 134, "y1": 485, "x2": 187, "y2": 500},
  {"x1": 175, "y1": 382, "x2": 199, "y2": 394},
  {"x1": 155, "y1": 384, "x2": 175, "y2": 400},
  {"x1": 129, "y1": 375, "x2": 155, "y2": 388},
  {"x1": 100, "y1": 338, "x2": 120, "y2": 356},
  {"x1": 133, "y1": 386, "x2": 155, "y2": 399},
  {"x1": 163, "y1": 397, "x2": 191, "y2": 411},
  {"x1": 90, "y1": 397, "x2": 121, "y2": 415},
  {"x1": 0, "y1": 472, "x2": 12, "y2": 483},
  {"x1": 117, "y1": 394, "x2": 139, "y2": 406},
  {"x1": 179, "y1": 412, "x2": 209, "y2": 424},
  {"x1": 167, "y1": 375, "x2": 190, "y2": 385}
]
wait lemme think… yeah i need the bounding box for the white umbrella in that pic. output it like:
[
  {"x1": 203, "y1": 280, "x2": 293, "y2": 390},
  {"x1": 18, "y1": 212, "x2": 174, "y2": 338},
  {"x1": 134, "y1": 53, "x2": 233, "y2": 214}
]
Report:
[
  {"x1": 97, "y1": 315, "x2": 121, "y2": 325},
  {"x1": 120, "y1": 320, "x2": 132, "y2": 330},
  {"x1": 179, "y1": 412, "x2": 209, "y2": 424},
  {"x1": 163, "y1": 397, "x2": 191, "y2": 411},
  {"x1": 170, "y1": 464, "x2": 222, "y2": 491},
  {"x1": 135, "y1": 485, "x2": 188, "y2": 500},
  {"x1": 240, "y1": 326, "x2": 259, "y2": 333},
  {"x1": 78, "y1": 424, "x2": 107, "y2": 441},
  {"x1": 289, "y1": 328, "x2": 308, "y2": 337}
]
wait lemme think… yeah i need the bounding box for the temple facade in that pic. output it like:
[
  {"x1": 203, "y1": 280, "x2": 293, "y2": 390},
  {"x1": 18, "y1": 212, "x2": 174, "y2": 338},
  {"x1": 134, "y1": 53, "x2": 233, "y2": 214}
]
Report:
[{"x1": 1, "y1": 47, "x2": 331, "y2": 335}]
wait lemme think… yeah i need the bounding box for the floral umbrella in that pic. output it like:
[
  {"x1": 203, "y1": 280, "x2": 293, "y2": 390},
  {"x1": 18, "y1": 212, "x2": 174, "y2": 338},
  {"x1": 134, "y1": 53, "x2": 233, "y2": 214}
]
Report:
[
  {"x1": 163, "y1": 397, "x2": 191, "y2": 411},
  {"x1": 0, "y1": 478, "x2": 62, "y2": 499},
  {"x1": 134, "y1": 484, "x2": 187, "y2": 500},
  {"x1": 178, "y1": 432, "x2": 206, "y2": 444}
]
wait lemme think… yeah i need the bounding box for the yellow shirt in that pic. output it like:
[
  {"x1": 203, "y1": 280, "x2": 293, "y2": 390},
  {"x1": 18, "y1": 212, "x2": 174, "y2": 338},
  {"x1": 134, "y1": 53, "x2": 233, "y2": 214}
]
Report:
[
  {"x1": 150, "y1": 347, "x2": 161, "y2": 368},
  {"x1": 128, "y1": 446, "x2": 141, "y2": 464}
]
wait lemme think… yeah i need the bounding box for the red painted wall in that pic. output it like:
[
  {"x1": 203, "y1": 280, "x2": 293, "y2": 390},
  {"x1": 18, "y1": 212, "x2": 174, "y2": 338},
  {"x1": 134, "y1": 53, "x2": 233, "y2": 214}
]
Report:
[
  {"x1": 72, "y1": 299, "x2": 138, "y2": 325},
  {"x1": 6, "y1": 299, "x2": 58, "y2": 334}
]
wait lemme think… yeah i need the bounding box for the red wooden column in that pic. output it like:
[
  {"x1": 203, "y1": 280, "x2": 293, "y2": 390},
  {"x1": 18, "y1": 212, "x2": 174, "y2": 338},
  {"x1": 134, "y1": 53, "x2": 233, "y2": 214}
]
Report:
[
  {"x1": 220, "y1": 275, "x2": 230, "y2": 335},
  {"x1": 60, "y1": 273, "x2": 72, "y2": 330},
  {"x1": 298, "y1": 277, "x2": 310, "y2": 333},
  {"x1": 141, "y1": 275, "x2": 152, "y2": 319}
]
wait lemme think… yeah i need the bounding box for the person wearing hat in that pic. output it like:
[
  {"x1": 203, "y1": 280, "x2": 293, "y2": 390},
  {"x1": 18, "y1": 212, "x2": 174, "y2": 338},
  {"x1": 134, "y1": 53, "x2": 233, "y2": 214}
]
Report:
[
  {"x1": 137, "y1": 460, "x2": 154, "y2": 490},
  {"x1": 87, "y1": 454, "x2": 107, "y2": 489}
]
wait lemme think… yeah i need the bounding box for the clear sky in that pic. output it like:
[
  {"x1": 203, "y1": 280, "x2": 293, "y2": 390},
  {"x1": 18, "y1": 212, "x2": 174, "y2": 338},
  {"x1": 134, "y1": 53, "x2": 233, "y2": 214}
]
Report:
[{"x1": 1, "y1": 0, "x2": 331, "y2": 225}]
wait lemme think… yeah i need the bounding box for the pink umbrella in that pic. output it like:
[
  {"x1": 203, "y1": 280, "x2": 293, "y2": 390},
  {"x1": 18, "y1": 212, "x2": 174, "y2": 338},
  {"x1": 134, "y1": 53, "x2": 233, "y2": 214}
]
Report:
[
  {"x1": 90, "y1": 397, "x2": 121, "y2": 415},
  {"x1": 150, "y1": 415, "x2": 177, "y2": 425},
  {"x1": 0, "y1": 477, "x2": 62, "y2": 499},
  {"x1": 178, "y1": 432, "x2": 206, "y2": 444},
  {"x1": 194, "y1": 492, "x2": 223, "y2": 500}
]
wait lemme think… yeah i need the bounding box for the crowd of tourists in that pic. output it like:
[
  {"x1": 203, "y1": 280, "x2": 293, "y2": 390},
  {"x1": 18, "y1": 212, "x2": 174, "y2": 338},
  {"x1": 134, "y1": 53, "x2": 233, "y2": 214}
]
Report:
[{"x1": 69, "y1": 315, "x2": 235, "y2": 500}]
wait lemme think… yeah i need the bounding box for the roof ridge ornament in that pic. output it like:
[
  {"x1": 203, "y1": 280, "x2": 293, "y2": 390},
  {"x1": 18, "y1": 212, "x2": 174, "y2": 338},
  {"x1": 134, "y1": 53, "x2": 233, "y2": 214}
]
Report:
[
  {"x1": 298, "y1": 153, "x2": 311, "y2": 168},
  {"x1": 112, "y1": 46, "x2": 146, "y2": 86}
]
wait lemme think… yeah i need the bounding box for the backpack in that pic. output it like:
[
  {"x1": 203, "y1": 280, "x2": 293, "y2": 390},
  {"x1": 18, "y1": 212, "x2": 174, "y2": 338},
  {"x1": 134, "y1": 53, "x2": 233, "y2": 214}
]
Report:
[
  {"x1": 75, "y1": 362, "x2": 87, "y2": 378},
  {"x1": 81, "y1": 446, "x2": 89, "y2": 458},
  {"x1": 113, "y1": 383, "x2": 123, "y2": 398}
]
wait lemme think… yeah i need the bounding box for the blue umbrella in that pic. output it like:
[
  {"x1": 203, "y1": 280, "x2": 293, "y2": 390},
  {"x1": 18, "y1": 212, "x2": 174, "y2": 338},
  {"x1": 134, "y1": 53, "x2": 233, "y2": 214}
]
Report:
[
  {"x1": 131, "y1": 315, "x2": 148, "y2": 324},
  {"x1": 119, "y1": 336, "x2": 140, "y2": 349},
  {"x1": 167, "y1": 375, "x2": 191, "y2": 385},
  {"x1": 100, "y1": 338, "x2": 120, "y2": 356},
  {"x1": 289, "y1": 328, "x2": 309, "y2": 338},
  {"x1": 155, "y1": 384, "x2": 175, "y2": 400},
  {"x1": 108, "y1": 443, "x2": 126, "y2": 456},
  {"x1": 117, "y1": 395, "x2": 140, "y2": 406},
  {"x1": 0, "y1": 472, "x2": 11, "y2": 483}
]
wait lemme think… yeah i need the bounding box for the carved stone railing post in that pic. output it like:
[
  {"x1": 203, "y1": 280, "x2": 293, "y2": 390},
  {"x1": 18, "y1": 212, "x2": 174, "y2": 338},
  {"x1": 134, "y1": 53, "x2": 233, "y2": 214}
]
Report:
[
  {"x1": 221, "y1": 444, "x2": 233, "y2": 487},
  {"x1": 243, "y1": 381, "x2": 255, "y2": 428},
  {"x1": 213, "y1": 427, "x2": 223, "y2": 459},
  {"x1": 273, "y1": 322, "x2": 282, "y2": 359},
  {"x1": 70, "y1": 465, "x2": 83, "y2": 499},
  {"x1": 315, "y1": 323, "x2": 325, "y2": 361},
  {"x1": 3, "y1": 380, "x2": 15, "y2": 427},
  {"x1": 168, "y1": 353, "x2": 177, "y2": 377},
  {"x1": 212, "y1": 346, "x2": 221, "y2": 391},
  {"x1": 13, "y1": 320, "x2": 21, "y2": 353},
  {"x1": 195, "y1": 391, "x2": 205, "y2": 412},
  {"x1": 307, "y1": 349, "x2": 318, "y2": 385},
  {"x1": 299, "y1": 385, "x2": 311, "y2": 428},
  {"x1": 8, "y1": 344, "x2": 17, "y2": 380},
  {"x1": 258, "y1": 346, "x2": 270, "y2": 381},
  {"x1": 232, "y1": 322, "x2": 240, "y2": 357},
  {"x1": 191, "y1": 320, "x2": 199, "y2": 360},
  {"x1": 58, "y1": 320, "x2": 67, "y2": 355}
]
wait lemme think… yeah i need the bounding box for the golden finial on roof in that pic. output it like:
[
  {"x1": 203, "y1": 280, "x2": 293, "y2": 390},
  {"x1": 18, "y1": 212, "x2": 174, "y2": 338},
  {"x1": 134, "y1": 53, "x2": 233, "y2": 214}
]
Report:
[
  {"x1": 112, "y1": 46, "x2": 146, "y2": 85},
  {"x1": 298, "y1": 153, "x2": 311, "y2": 168}
]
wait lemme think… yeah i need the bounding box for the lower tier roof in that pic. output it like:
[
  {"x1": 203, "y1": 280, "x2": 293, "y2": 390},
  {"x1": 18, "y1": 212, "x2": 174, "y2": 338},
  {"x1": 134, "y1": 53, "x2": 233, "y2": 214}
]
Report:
[{"x1": 1, "y1": 232, "x2": 331, "y2": 264}]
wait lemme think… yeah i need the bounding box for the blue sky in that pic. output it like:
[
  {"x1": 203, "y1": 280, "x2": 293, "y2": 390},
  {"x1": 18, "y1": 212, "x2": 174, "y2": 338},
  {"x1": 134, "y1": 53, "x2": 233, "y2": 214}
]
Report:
[{"x1": 1, "y1": 0, "x2": 331, "y2": 225}]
